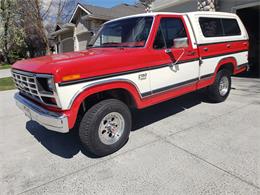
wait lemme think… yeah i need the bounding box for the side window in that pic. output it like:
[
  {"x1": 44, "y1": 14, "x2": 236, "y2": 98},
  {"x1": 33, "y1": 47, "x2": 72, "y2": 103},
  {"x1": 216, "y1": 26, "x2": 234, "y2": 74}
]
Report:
[
  {"x1": 222, "y1": 18, "x2": 241, "y2": 36},
  {"x1": 153, "y1": 18, "x2": 187, "y2": 49},
  {"x1": 199, "y1": 17, "x2": 223, "y2": 37},
  {"x1": 199, "y1": 17, "x2": 241, "y2": 37}
]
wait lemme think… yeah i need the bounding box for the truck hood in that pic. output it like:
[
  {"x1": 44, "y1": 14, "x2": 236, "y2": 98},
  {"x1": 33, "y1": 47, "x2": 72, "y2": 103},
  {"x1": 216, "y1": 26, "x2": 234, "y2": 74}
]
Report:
[
  {"x1": 13, "y1": 49, "x2": 115, "y2": 74},
  {"x1": 12, "y1": 48, "x2": 151, "y2": 83}
]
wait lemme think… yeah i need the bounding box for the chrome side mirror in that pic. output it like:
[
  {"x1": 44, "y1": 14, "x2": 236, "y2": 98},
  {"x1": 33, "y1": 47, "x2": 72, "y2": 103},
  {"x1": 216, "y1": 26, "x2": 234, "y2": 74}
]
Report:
[{"x1": 173, "y1": 37, "x2": 188, "y2": 48}]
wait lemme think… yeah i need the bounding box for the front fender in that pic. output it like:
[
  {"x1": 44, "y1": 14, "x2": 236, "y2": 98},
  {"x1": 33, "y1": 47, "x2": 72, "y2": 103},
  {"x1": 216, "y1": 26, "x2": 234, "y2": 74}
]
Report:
[{"x1": 66, "y1": 81, "x2": 143, "y2": 129}]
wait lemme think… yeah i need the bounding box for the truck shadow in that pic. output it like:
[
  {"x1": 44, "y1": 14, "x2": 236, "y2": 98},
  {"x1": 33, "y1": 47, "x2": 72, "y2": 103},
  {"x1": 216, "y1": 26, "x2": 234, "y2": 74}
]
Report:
[
  {"x1": 132, "y1": 91, "x2": 205, "y2": 131},
  {"x1": 26, "y1": 91, "x2": 207, "y2": 159}
]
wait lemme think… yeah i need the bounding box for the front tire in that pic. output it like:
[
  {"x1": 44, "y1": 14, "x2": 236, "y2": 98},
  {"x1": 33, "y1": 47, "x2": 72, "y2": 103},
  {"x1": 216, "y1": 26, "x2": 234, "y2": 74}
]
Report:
[
  {"x1": 207, "y1": 70, "x2": 231, "y2": 103},
  {"x1": 79, "y1": 99, "x2": 132, "y2": 157}
]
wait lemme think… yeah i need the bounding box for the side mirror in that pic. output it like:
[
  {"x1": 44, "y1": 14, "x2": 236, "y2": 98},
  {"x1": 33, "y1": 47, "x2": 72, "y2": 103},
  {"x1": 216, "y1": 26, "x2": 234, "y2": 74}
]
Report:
[{"x1": 173, "y1": 37, "x2": 188, "y2": 48}]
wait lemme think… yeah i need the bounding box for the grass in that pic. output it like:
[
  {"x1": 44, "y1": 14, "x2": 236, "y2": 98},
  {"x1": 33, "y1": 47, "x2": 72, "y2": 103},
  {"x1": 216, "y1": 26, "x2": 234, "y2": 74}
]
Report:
[
  {"x1": 0, "y1": 77, "x2": 16, "y2": 91},
  {"x1": 0, "y1": 64, "x2": 11, "y2": 70}
]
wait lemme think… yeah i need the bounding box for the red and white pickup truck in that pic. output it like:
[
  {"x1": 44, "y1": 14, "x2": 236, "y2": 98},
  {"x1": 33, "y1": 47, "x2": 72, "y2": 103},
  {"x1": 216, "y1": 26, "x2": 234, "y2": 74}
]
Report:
[{"x1": 12, "y1": 12, "x2": 249, "y2": 156}]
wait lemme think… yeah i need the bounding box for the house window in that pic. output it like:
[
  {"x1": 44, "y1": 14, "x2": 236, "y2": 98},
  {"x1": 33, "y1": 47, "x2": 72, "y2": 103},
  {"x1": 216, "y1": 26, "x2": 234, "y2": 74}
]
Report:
[{"x1": 153, "y1": 18, "x2": 187, "y2": 49}]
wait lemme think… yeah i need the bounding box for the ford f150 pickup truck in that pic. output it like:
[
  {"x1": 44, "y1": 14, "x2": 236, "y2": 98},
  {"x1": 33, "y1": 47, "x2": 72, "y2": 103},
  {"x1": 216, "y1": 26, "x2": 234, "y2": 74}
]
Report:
[{"x1": 12, "y1": 12, "x2": 249, "y2": 156}]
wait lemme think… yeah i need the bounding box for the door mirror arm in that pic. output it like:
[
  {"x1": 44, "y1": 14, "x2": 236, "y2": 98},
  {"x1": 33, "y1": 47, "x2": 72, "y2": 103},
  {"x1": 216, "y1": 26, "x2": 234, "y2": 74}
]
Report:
[
  {"x1": 165, "y1": 49, "x2": 176, "y2": 63},
  {"x1": 165, "y1": 48, "x2": 185, "y2": 68}
]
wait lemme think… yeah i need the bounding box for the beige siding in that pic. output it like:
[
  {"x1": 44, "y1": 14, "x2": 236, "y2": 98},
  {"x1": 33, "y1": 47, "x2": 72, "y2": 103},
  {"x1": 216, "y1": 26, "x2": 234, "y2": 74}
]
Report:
[
  {"x1": 76, "y1": 18, "x2": 88, "y2": 34},
  {"x1": 60, "y1": 31, "x2": 74, "y2": 40},
  {"x1": 61, "y1": 38, "x2": 74, "y2": 53},
  {"x1": 77, "y1": 33, "x2": 91, "y2": 51}
]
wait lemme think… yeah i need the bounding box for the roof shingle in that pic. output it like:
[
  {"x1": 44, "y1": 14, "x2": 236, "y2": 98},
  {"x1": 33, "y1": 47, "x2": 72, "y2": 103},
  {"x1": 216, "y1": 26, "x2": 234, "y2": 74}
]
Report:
[{"x1": 82, "y1": 3, "x2": 145, "y2": 20}]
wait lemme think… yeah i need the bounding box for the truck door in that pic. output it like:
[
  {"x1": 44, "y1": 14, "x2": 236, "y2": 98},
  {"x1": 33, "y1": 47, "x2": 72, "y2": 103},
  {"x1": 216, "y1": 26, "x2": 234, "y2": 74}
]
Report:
[{"x1": 149, "y1": 16, "x2": 200, "y2": 95}]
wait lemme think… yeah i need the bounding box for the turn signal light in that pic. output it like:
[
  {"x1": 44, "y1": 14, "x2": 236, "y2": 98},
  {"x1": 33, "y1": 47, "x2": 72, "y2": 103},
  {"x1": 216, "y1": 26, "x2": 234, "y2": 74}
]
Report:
[{"x1": 62, "y1": 74, "x2": 81, "y2": 81}]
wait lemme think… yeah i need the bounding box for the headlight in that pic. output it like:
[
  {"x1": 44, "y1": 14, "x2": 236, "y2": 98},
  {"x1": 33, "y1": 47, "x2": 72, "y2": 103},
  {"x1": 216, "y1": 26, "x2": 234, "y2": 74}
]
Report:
[
  {"x1": 35, "y1": 74, "x2": 61, "y2": 107},
  {"x1": 47, "y1": 78, "x2": 54, "y2": 91},
  {"x1": 36, "y1": 76, "x2": 55, "y2": 93}
]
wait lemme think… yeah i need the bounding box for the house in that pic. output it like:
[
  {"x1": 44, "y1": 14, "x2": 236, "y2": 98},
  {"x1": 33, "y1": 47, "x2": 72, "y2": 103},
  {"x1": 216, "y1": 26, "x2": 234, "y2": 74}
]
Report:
[
  {"x1": 152, "y1": 0, "x2": 260, "y2": 77},
  {"x1": 50, "y1": 3, "x2": 145, "y2": 54}
]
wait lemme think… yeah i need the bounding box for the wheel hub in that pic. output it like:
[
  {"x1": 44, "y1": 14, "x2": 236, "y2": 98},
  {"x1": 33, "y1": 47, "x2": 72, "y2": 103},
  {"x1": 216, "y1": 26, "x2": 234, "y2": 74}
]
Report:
[
  {"x1": 219, "y1": 76, "x2": 229, "y2": 96},
  {"x1": 98, "y1": 112, "x2": 125, "y2": 145}
]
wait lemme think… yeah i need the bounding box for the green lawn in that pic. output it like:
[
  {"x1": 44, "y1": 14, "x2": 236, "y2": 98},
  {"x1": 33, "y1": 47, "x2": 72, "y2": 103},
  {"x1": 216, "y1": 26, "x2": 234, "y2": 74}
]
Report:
[
  {"x1": 0, "y1": 64, "x2": 11, "y2": 70},
  {"x1": 0, "y1": 77, "x2": 16, "y2": 91}
]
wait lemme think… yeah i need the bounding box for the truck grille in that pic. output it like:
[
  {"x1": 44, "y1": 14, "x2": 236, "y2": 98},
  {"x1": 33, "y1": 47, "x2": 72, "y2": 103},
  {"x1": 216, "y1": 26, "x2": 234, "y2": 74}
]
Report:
[
  {"x1": 12, "y1": 71, "x2": 41, "y2": 101},
  {"x1": 11, "y1": 70, "x2": 60, "y2": 107}
]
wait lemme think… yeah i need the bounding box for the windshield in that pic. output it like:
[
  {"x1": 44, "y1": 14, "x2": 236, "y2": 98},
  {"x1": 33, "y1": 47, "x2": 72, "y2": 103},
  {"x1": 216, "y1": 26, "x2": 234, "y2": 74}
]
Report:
[{"x1": 89, "y1": 17, "x2": 153, "y2": 48}]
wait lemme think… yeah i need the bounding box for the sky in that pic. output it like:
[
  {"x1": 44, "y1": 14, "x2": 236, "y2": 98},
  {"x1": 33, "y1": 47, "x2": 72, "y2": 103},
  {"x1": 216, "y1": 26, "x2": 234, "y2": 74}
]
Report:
[
  {"x1": 42, "y1": 0, "x2": 140, "y2": 26},
  {"x1": 80, "y1": 0, "x2": 138, "y2": 8}
]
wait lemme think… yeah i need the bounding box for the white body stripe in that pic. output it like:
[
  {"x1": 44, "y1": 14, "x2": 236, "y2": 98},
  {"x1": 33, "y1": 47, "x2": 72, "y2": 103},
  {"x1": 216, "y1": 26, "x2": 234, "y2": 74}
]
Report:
[
  {"x1": 56, "y1": 70, "x2": 151, "y2": 110},
  {"x1": 200, "y1": 51, "x2": 248, "y2": 76},
  {"x1": 150, "y1": 61, "x2": 199, "y2": 92}
]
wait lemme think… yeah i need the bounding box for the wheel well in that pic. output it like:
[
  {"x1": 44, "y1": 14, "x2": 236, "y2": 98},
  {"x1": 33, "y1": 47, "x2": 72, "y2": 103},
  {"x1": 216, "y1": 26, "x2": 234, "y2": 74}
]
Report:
[
  {"x1": 218, "y1": 63, "x2": 234, "y2": 74},
  {"x1": 78, "y1": 89, "x2": 136, "y2": 117}
]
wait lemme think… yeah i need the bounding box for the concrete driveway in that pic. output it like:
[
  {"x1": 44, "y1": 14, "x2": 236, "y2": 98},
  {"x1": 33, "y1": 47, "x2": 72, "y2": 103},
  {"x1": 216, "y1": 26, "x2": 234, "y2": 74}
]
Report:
[{"x1": 0, "y1": 77, "x2": 260, "y2": 194}]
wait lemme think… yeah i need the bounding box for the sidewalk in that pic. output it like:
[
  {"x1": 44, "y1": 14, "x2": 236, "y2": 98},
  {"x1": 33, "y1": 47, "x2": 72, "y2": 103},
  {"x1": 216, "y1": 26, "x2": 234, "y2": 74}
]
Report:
[{"x1": 0, "y1": 69, "x2": 11, "y2": 78}]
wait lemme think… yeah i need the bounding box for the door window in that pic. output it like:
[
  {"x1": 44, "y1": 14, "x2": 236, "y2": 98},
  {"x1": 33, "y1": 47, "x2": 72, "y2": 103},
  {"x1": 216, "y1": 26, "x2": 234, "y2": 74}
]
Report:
[{"x1": 153, "y1": 18, "x2": 188, "y2": 49}]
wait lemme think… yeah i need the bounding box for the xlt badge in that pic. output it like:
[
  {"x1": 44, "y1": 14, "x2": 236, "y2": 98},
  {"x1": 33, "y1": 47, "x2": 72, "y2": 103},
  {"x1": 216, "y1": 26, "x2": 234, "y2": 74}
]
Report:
[{"x1": 138, "y1": 73, "x2": 147, "y2": 80}]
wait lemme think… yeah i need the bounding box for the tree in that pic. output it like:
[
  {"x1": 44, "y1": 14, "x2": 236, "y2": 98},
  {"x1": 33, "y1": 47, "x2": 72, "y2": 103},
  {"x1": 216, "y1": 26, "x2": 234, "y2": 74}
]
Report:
[
  {"x1": 17, "y1": 0, "x2": 51, "y2": 57},
  {"x1": 0, "y1": 0, "x2": 26, "y2": 64},
  {"x1": 139, "y1": 0, "x2": 155, "y2": 12},
  {"x1": 0, "y1": 0, "x2": 79, "y2": 62},
  {"x1": 43, "y1": 0, "x2": 79, "y2": 31},
  {"x1": 55, "y1": 0, "x2": 78, "y2": 25},
  {"x1": 17, "y1": 0, "x2": 78, "y2": 57}
]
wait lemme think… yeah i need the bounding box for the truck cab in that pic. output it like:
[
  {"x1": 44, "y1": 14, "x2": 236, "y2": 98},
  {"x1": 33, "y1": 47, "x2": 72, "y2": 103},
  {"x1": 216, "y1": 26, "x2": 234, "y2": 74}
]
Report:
[{"x1": 12, "y1": 12, "x2": 249, "y2": 156}]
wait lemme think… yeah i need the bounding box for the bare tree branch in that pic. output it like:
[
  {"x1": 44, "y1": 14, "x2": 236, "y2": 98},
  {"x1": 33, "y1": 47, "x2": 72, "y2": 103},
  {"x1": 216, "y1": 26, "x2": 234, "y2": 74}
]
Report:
[{"x1": 41, "y1": 0, "x2": 53, "y2": 19}]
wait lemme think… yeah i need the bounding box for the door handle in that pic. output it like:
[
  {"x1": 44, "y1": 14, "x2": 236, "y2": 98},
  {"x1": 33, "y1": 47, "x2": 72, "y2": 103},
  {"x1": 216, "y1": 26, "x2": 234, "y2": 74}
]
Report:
[
  {"x1": 227, "y1": 44, "x2": 231, "y2": 48},
  {"x1": 203, "y1": 47, "x2": 208, "y2": 51},
  {"x1": 165, "y1": 49, "x2": 172, "y2": 54}
]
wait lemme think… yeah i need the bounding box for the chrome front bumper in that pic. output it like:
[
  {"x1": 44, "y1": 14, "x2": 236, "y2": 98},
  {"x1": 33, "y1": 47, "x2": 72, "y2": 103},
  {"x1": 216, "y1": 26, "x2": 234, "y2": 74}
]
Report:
[{"x1": 14, "y1": 93, "x2": 69, "y2": 133}]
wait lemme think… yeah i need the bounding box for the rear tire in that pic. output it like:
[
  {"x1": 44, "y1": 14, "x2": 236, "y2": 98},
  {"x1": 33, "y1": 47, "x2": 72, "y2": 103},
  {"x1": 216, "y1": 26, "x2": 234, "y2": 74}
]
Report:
[
  {"x1": 207, "y1": 70, "x2": 231, "y2": 103},
  {"x1": 79, "y1": 99, "x2": 132, "y2": 157}
]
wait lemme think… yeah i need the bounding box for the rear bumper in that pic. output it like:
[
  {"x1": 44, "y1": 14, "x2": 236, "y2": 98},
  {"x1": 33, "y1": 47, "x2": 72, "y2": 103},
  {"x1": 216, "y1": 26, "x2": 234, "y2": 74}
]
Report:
[{"x1": 14, "y1": 93, "x2": 69, "y2": 133}]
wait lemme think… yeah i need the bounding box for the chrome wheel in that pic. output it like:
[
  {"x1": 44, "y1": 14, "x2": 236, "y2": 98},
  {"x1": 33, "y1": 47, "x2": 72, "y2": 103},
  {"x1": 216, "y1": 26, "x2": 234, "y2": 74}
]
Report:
[
  {"x1": 219, "y1": 76, "x2": 229, "y2": 96},
  {"x1": 98, "y1": 112, "x2": 125, "y2": 145}
]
